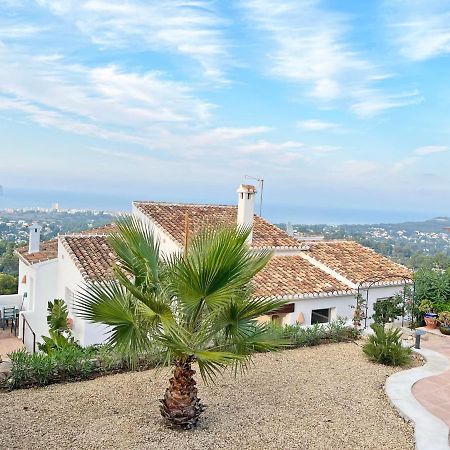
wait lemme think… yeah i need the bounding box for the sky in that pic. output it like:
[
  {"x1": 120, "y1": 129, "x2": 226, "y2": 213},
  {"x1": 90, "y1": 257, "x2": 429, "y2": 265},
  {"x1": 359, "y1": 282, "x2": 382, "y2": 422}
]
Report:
[{"x1": 0, "y1": 0, "x2": 450, "y2": 223}]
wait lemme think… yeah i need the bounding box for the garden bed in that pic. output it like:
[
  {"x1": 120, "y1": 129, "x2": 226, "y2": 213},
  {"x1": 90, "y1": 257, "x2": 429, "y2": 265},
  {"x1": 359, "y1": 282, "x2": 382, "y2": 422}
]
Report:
[{"x1": 0, "y1": 342, "x2": 415, "y2": 450}]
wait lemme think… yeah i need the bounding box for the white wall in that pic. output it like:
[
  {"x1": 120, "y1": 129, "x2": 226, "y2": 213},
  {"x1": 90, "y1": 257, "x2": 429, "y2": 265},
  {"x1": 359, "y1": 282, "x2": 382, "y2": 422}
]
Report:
[
  {"x1": 57, "y1": 241, "x2": 110, "y2": 347},
  {"x1": 17, "y1": 260, "x2": 28, "y2": 296},
  {"x1": 18, "y1": 259, "x2": 58, "y2": 350},
  {"x1": 286, "y1": 294, "x2": 355, "y2": 326},
  {"x1": 276, "y1": 284, "x2": 410, "y2": 328},
  {"x1": 0, "y1": 294, "x2": 22, "y2": 308}
]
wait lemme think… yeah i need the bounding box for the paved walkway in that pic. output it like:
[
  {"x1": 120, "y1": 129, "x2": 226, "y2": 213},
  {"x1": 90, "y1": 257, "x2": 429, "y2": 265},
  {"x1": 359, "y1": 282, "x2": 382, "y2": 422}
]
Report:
[
  {"x1": 0, "y1": 328, "x2": 24, "y2": 361},
  {"x1": 412, "y1": 330, "x2": 450, "y2": 430}
]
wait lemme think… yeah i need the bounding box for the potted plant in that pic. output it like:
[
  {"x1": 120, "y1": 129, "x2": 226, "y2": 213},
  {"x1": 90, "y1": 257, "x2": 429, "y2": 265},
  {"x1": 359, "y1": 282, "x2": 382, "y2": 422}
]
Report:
[
  {"x1": 418, "y1": 299, "x2": 438, "y2": 329},
  {"x1": 438, "y1": 311, "x2": 450, "y2": 335}
]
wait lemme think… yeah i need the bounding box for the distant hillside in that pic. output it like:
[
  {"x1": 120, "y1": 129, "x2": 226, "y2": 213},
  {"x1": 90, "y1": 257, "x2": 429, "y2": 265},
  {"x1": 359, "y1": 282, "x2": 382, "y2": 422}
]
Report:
[{"x1": 277, "y1": 217, "x2": 450, "y2": 269}]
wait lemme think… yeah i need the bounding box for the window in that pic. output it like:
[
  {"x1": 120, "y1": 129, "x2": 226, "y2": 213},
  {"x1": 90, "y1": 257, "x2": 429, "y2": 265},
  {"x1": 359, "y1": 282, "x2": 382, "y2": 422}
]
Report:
[
  {"x1": 271, "y1": 314, "x2": 282, "y2": 326},
  {"x1": 311, "y1": 308, "x2": 331, "y2": 324}
]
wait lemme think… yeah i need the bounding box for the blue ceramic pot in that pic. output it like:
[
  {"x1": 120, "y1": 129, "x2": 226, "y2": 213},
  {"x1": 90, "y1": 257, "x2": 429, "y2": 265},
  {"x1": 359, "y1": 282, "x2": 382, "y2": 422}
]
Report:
[{"x1": 424, "y1": 312, "x2": 438, "y2": 318}]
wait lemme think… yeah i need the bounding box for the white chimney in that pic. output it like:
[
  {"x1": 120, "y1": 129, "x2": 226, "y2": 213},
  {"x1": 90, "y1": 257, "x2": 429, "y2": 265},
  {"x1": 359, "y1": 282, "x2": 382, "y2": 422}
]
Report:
[
  {"x1": 28, "y1": 222, "x2": 42, "y2": 254},
  {"x1": 237, "y1": 184, "x2": 256, "y2": 243}
]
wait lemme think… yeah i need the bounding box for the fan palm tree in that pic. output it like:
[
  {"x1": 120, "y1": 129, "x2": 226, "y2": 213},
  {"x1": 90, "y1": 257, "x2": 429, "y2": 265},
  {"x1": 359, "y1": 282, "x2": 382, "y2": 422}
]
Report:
[{"x1": 76, "y1": 216, "x2": 286, "y2": 429}]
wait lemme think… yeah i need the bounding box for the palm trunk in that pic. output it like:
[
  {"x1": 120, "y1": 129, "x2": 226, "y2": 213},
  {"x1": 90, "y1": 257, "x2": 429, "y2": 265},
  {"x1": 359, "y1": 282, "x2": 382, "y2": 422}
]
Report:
[{"x1": 159, "y1": 358, "x2": 205, "y2": 429}]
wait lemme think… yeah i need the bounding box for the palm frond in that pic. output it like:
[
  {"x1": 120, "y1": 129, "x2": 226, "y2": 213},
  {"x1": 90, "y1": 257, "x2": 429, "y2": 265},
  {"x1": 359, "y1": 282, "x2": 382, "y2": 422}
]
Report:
[
  {"x1": 195, "y1": 350, "x2": 244, "y2": 384},
  {"x1": 168, "y1": 226, "x2": 272, "y2": 326},
  {"x1": 108, "y1": 215, "x2": 162, "y2": 291},
  {"x1": 75, "y1": 281, "x2": 153, "y2": 355}
]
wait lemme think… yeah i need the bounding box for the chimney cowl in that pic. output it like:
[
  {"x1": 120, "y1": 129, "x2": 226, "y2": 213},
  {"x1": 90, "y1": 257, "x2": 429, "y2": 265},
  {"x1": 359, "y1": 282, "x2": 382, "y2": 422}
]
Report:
[
  {"x1": 28, "y1": 222, "x2": 42, "y2": 254},
  {"x1": 237, "y1": 184, "x2": 257, "y2": 194}
]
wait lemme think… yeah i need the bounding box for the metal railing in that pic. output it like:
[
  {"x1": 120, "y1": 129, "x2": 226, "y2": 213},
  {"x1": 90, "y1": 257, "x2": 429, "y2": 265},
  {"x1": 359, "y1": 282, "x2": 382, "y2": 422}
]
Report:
[{"x1": 22, "y1": 315, "x2": 36, "y2": 353}]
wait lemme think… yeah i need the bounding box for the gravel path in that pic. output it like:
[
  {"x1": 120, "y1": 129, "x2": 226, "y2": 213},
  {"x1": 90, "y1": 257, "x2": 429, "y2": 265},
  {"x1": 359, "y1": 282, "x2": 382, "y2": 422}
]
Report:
[{"x1": 1, "y1": 342, "x2": 415, "y2": 450}]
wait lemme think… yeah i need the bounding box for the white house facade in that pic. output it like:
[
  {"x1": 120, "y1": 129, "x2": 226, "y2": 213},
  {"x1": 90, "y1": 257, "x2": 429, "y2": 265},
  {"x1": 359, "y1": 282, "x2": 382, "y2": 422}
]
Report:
[{"x1": 6, "y1": 185, "x2": 412, "y2": 351}]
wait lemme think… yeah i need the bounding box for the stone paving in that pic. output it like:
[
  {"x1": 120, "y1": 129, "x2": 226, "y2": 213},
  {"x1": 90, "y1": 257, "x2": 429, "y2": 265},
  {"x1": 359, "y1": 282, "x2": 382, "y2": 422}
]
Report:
[
  {"x1": 412, "y1": 330, "x2": 450, "y2": 429},
  {"x1": 0, "y1": 328, "x2": 24, "y2": 361}
]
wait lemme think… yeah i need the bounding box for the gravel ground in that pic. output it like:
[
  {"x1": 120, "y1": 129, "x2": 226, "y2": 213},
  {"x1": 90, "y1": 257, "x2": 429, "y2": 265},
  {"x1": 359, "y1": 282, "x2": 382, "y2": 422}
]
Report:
[{"x1": 1, "y1": 342, "x2": 416, "y2": 450}]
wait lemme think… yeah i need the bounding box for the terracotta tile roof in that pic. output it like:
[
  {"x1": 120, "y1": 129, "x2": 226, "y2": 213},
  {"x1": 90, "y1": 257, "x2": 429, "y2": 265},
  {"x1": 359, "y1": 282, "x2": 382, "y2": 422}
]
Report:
[
  {"x1": 253, "y1": 255, "x2": 352, "y2": 298},
  {"x1": 16, "y1": 239, "x2": 58, "y2": 265},
  {"x1": 16, "y1": 224, "x2": 116, "y2": 266},
  {"x1": 60, "y1": 235, "x2": 117, "y2": 281},
  {"x1": 59, "y1": 235, "x2": 352, "y2": 294},
  {"x1": 133, "y1": 202, "x2": 301, "y2": 249},
  {"x1": 56, "y1": 236, "x2": 408, "y2": 295},
  {"x1": 305, "y1": 240, "x2": 412, "y2": 285}
]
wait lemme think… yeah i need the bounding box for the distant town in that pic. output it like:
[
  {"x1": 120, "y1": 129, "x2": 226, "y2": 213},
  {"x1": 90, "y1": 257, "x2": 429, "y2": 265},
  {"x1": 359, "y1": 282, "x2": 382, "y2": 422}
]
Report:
[{"x1": 0, "y1": 208, "x2": 116, "y2": 244}]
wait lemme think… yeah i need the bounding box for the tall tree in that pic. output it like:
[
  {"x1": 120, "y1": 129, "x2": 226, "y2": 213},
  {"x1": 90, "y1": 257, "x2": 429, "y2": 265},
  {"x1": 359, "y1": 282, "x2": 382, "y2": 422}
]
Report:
[
  {"x1": 0, "y1": 273, "x2": 17, "y2": 295},
  {"x1": 76, "y1": 217, "x2": 285, "y2": 429}
]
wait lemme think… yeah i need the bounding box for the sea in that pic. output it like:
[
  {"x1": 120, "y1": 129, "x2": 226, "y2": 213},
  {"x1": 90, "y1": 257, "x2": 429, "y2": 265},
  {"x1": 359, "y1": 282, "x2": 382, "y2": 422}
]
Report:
[{"x1": 0, "y1": 187, "x2": 439, "y2": 225}]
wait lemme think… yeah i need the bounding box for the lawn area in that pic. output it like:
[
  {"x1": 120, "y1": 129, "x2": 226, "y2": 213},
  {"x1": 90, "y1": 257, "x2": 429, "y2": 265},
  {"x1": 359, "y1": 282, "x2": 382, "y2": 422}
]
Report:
[{"x1": 0, "y1": 342, "x2": 415, "y2": 449}]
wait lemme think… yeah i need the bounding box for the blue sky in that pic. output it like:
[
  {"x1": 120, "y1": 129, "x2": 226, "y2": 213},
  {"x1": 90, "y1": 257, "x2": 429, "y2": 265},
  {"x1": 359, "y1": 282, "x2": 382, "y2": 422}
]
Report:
[{"x1": 0, "y1": 0, "x2": 450, "y2": 222}]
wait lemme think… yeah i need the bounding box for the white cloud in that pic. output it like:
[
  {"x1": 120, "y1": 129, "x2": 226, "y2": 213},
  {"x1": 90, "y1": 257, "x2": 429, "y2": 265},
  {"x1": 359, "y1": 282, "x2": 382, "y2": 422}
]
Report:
[
  {"x1": 0, "y1": 44, "x2": 213, "y2": 131},
  {"x1": 239, "y1": 140, "x2": 304, "y2": 155},
  {"x1": 240, "y1": 0, "x2": 419, "y2": 117},
  {"x1": 35, "y1": 0, "x2": 230, "y2": 81},
  {"x1": 384, "y1": 0, "x2": 450, "y2": 61},
  {"x1": 0, "y1": 43, "x2": 279, "y2": 166},
  {"x1": 0, "y1": 24, "x2": 46, "y2": 39},
  {"x1": 240, "y1": 0, "x2": 373, "y2": 102},
  {"x1": 236, "y1": 140, "x2": 340, "y2": 167},
  {"x1": 296, "y1": 119, "x2": 340, "y2": 131},
  {"x1": 351, "y1": 89, "x2": 423, "y2": 117},
  {"x1": 414, "y1": 145, "x2": 449, "y2": 155}
]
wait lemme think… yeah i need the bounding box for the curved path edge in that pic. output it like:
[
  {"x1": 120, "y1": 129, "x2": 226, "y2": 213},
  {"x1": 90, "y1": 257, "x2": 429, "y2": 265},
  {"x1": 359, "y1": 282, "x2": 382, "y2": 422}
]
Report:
[{"x1": 385, "y1": 348, "x2": 450, "y2": 450}]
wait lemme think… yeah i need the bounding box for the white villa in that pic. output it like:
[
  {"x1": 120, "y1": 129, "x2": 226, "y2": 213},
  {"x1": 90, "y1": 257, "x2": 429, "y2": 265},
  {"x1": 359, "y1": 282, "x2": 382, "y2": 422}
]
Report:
[{"x1": 3, "y1": 185, "x2": 412, "y2": 352}]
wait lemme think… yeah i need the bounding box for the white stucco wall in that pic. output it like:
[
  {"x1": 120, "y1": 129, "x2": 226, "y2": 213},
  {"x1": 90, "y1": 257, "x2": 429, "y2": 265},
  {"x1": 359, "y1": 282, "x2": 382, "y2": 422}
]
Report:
[
  {"x1": 0, "y1": 294, "x2": 22, "y2": 308},
  {"x1": 17, "y1": 260, "x2": 28, "y2": 296},
  {"x1": 18, "y1": 259, "x2": 58, "y2": 350},
  {"x1": 273, "y1": 284, "x2": 411, "y2": 328},
  {"x1": 57, "y1": 241, "x2": 110, "y2": 347},
  {"x1": 287, "y1": 294, "x2": 355, "y2": 326}
]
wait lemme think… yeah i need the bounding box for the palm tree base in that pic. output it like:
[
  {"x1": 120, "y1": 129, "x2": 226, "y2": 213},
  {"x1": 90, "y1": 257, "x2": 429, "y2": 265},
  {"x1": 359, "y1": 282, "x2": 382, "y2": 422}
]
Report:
[{"x1": 159, "y1": 359, "x2": 205, "y2": 429}]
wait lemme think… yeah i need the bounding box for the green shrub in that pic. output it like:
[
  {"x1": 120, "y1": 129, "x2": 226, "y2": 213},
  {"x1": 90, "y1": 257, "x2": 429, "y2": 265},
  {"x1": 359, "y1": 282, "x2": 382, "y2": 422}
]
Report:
[
  {"x1": 5, "y1": 344, "x2": 163, "y2": 389},
  {"x1": 8, "y1": 349, "x2": 54, "y2": 388},
  {"x1": 96, "y1": 344, "x2": 126, "y2": 372},
  {"x1": 270, "y1": 318, "x2": 357, "y2": 347},
  {"x1": 51, "y1": 346, "x2": 97, "y2": 380},
  {"x1": 373, "y1": 296, "x2": 403, "y2": 326},
  {"x1": 38, "y1": 299, "x2": 79, "y2": 355},
  {"x1": 6, "y1": 318, "x2": 357, "y2": 390},
  {"x1": 363, "y1": 324, "x2": 412, "y2": 366},
  {"x1": 325, "y1": 317, "x2": 351, "y2": 342},
  {"x1": 294, "y1": 324, "x2": 326, "y2": 346}
]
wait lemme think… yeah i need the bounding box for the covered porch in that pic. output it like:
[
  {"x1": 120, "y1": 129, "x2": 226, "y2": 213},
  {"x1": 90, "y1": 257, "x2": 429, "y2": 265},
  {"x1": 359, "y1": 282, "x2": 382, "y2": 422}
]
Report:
[{"x1": 0, "y1": 293, "x2": 25, "y2": 360}]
